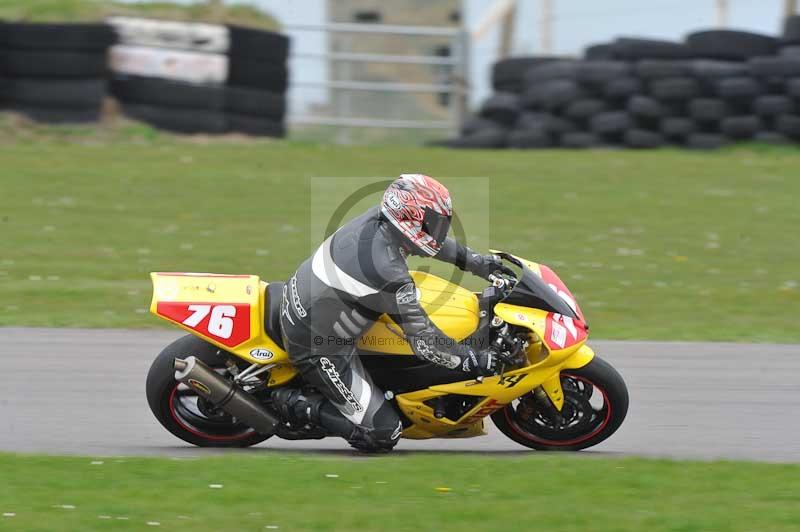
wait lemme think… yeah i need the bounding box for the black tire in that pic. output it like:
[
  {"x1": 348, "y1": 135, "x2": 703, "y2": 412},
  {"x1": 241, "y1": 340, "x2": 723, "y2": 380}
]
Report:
[
  {"x1": 748, "y1": 56, "x2": 800, "y2": 78},
  {"x1": 690, "y1": 60, "x2": 750, "y2": 95},
  {"x1": 590, "y1": 111, "x2": 632, "y2": 134},
  {"x1": 227, "y1": 58, "x2": 288, "y2": 92},
  {"x1": 635, "y1": 59, "x2": 692, "y2": 79},
  {"x1": 650, "y1": 77, "x2": 700, "y2": 100},
  {"x1": 776, "y1": 114, "x2": 800, "y2": 138},
  {"x1": 564, "y1": 99, "x2": 608, "y2": 121},
  {"x1": 660, "y1": 100, "x2": 689, "y2": 116},
  {"x1": 492, "y1": 56, "x2": 559, "y2": 93},
  {"x1": 689, "y1": 98, "x2": 730, "y2": 122},
  {"x1": 0, "y1": 50, "x2": 108, "y2": 78},
  {"x1": 146, "y1": 334, "x2": 271, "y2": 448},
  {"x1": 2, "y1": 78, "x2": 105, "y2": 109},
  {"x1": 544, "y1": 115, "x2": 579, "y2": 135},
  {"x1": 491, "y1": 357, "x2": 628, "y2": 451},
  {"x1": 715, "y1": 77, "x2": 763, "y2": 100},
  {"x1": 228, "y1": 114, "x2": 285, "y2": 137},
  {"x1": 754, "y1": 95, "x2": 795, "y2": 117},
  {"x1": 507, "y1": 128, "x2": 552, "y2": 148},
  {"x1": 479, "y1": 92, "x2": 521, "y2": 125},
  {"x1": 122, "y1": 103, "x2": 228, "y2": 134},
  {"x1": 783, "y1": 15, "x2": 800, "y2": 44},
  {"x1": 227, "y1": 25, "x2": 290, "y2": 62},
  {"x1": 627, "y1": 95, "x2": 665, "y2": 119},
  {"x1": 0, "y1": 22, "x2": 116, "y2": 51},
  {"x1": 754, "y1": 130, "x2": 791, "y2": 144},
  {"x1": 538, "y1": 79, "x2": 584, "y2": 110},
  {"x1": 513, "y1": 111, "x2": 551, "y2": 131},
  {"x1": 687, "y1": 132, "x2": 727, "y2": 149},
  {"x1": 559, "y1": 132, "x2": 600, "y2": 148},
  {"x1": 624, "y1": 128, "x2": 665, "y2": 148},
  {"x1": 522, "y1": 60, "x2": 579, "y2": 85},
  {"x1": 660, "y1": 116, "x2": 696, "y2": 138},
  {"x1": 686, "y1": 30, "x2": 778, "y2": 61},
  {"x1": 519, "y1": 84, "x2": 546, "y2": 109},
  {"x1": 602, "y1": 77, "x2": 642, "y2": 100},
  {"x1": 575, "y1": 61, "x2": 631, "y2": 86},
  {"x1": 112, "y1": 76, "x2": 225, "y2": 110},
  {"x1": 610, "y1": 37, "x2": 692, "y2": 60},
  {"x1": 788, "y1": 78, "x2": 800, "y2": 98},
  {"x1": 3, "y1": 104, "x2": 100, "y2": 124},
  {"x1": 720, "y1": 115, "x2": 763, "y2": 139},
  {"x1": 438, "y1": 129, "x2": 508, "y2": 149},
  {"x1": 584, "y1": 43, "x2": 614, "y2": 60},
  {"x1": 460, "y1": 114, "x2": 502, "y2": 135}
]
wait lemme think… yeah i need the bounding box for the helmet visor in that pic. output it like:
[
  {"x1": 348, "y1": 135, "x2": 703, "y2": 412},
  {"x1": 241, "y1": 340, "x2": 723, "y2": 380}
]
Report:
[{"x1": 421, "y1": 207, "x2": 451, "y2": 248}]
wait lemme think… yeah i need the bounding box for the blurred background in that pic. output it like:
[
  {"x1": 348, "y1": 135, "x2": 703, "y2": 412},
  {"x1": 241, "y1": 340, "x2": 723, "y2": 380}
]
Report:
[{"x1": 1, "y1": 0, "x2": 799, "y2": 145}]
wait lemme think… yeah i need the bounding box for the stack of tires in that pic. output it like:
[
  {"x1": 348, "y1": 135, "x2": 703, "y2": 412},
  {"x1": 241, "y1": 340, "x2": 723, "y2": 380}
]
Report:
[
  {"x1": 108, "y1": 18, "x2": 287, "y2": 136},
  {"x1": 438, "y1": 23, "x2": 800, "y2": 149},
  {"x1": 226, "y1": 25, "x2": 289, "y2": 137},
  {"x1": 0, "y1": 22, "x2": 115, "y2": 123}
]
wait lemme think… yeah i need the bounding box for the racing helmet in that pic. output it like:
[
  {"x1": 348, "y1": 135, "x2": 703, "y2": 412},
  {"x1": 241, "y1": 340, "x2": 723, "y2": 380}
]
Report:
[{"x1": 380, "y1": 174, "x2": 452, "y2": 256}]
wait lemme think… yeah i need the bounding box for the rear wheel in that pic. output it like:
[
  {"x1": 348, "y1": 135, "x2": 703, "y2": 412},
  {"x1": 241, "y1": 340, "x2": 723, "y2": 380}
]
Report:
[
  {"x1": 492, "y1": 356, "x2": 628, "y2": 451},
  {"x1": 146, "y1": 334, "x2": 271, "y2": 447}
]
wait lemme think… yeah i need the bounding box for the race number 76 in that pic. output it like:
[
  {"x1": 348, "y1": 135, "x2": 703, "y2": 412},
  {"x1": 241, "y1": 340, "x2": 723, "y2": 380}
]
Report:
[{"x1": 182, "y1": 304, "x2": 236, "y2": 339}]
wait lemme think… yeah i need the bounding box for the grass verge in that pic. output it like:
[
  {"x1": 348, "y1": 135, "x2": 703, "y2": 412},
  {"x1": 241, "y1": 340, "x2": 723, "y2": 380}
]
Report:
[
  {"x1": 0, "y1": 131, "x2": 798, "y2": 341},
  {"x1": 0, "y1": 0, "x2": 278, "y2": 29},
  {"x1": 0, "y1": 452, "x2": 798, "y2": 531}
]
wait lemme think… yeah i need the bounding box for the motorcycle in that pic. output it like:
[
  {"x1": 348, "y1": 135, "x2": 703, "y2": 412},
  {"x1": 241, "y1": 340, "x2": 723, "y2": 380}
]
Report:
[{"x1": 146, "y1": 251, "x2": 628, "y2": 451}]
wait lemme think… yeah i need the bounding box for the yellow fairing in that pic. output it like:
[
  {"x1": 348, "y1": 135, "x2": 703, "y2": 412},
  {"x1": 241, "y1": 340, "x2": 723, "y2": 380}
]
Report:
[
  {"x1": 397, "y1": 343, "x2": 595, "y2": 438},
  {"x1": 395, "y1": 297, "x2": 595, "y2": 438},
  {"x1": 358, "y1": 271, "x2": 480, "y2": 354},
  {"x1": 149, "y1": 273, "x2": 298, "y2": 385}
]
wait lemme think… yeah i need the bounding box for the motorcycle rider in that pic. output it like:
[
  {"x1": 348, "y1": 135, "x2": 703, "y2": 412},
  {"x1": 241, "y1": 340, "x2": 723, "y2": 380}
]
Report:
[{"x1": 274, "y1": 174, "x2": 512, "y2": 451}]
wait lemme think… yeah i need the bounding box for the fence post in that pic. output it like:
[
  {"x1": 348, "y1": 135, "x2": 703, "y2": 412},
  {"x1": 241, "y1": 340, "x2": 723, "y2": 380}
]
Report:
[{"x1": 453, "y1": 28, "x2": 471, "y2": 135}]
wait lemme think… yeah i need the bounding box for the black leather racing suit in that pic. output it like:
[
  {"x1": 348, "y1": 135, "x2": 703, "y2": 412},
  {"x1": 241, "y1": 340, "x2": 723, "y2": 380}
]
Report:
[{"x1": 279, "y1": 206, "x2": 488, "y2": 449}]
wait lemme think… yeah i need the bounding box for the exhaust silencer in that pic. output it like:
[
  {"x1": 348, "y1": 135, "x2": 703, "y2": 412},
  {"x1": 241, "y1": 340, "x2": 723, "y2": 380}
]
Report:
[{"x1": 173, "y1": 356, "x2": 279, "y2": 436}]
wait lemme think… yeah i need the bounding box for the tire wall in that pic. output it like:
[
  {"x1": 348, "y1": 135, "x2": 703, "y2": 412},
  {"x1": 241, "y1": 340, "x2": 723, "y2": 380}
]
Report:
[
  {"x1": 0, "y1": 19, "x2": 289, "y2": 137},
  {"x1": 0, "y1": 22, "x2": 115, "y2": 123},
  {"x1": 442, "y1": 19, "x2": 800, "y2": 149}
]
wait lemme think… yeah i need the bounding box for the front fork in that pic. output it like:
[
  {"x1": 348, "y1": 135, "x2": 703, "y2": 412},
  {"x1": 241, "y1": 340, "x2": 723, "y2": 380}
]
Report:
[{"x1": 530, "y1": 343, "x2": 595, "y2": 415}]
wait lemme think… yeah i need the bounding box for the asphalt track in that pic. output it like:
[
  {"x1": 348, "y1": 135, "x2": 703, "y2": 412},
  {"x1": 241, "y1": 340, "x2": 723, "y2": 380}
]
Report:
[{"x1": 1, "y1": 328, "x2": 798, "y2": 462}]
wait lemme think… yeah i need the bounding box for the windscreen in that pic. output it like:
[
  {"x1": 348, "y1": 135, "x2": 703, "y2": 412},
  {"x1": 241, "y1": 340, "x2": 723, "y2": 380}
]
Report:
[{"x1": 498, "y1": 254, "x2": 580, "y2": 319}]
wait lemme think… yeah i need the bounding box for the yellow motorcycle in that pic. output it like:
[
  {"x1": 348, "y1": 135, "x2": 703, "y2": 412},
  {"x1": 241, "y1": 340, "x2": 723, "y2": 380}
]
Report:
[{"x1": 146, "y1": 251, "x2": 628, "y2": 451}]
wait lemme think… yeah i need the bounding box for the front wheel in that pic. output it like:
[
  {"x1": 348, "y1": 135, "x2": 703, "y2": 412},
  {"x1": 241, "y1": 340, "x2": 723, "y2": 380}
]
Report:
[
  {"x1": 146, "y1": 334, "x2": 272, "y2": 448},
  {"x1": 491, "y1": 356, "x2": 628, "y2": 451}
]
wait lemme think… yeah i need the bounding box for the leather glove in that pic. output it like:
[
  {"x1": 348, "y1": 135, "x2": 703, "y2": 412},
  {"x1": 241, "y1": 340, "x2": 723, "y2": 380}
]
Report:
[
  {"x1": 465, "y1": 253, "x2": 515, "y2": 281},
  {"x1": 460, "y1": 348, "x2": 500, "y2": 376}
]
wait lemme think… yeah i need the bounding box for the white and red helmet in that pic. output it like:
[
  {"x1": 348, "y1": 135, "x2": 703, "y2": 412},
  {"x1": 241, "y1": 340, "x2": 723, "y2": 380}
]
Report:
[{"x1": 381, "y1": 174, "x2": 453, "y2": 256}]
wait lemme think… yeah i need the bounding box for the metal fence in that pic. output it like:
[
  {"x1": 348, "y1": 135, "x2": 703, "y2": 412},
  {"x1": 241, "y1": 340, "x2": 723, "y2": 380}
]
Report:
[{"x1": 285, "y1": 22, "x2": 470, "y2": 140}]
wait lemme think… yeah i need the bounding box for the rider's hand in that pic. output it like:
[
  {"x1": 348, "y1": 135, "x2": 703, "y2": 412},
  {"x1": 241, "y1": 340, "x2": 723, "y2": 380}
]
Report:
[
  {"x1": 461, "y1": 349, "x2": 501, "y2": 376},
  {"x1": 465, "y1": 253, "x2": 515, "y2": 281}
]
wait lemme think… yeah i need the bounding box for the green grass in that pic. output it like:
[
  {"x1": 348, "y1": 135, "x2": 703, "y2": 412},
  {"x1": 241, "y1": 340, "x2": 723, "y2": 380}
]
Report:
[
  {"x1": 0, "y1": 0, "x2": 278, "y2": 29},
  {"x1": 0, "y1": 128, "x2": 798, "y2": 341},
  {"x1": 0, "y1": 452, "x2": 798, "y2": 531}
]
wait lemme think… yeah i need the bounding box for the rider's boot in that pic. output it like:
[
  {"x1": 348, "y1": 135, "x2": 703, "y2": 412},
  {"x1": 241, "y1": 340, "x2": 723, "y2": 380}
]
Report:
[
  {"x1": 271, "y1": 388, "x2": 356, "y2": 439},
  {"x1": 271, "y1": 389, "x2": 399, "y2": 452}
]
